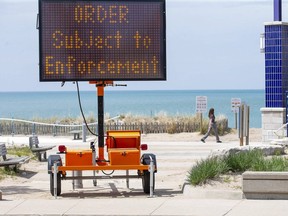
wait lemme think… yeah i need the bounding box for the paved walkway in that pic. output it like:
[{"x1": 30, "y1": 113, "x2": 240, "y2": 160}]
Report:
[
  {"x1": 0, "y1": 135, "x2": 288, "y2": 215},
  {"x1": 1, "y1": 196, "x2": 288, "y2": 216}
]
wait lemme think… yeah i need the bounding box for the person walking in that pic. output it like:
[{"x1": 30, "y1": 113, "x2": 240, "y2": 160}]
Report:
[{"x1": 201, "y1": 108, "x2": 222, "y2": 143}]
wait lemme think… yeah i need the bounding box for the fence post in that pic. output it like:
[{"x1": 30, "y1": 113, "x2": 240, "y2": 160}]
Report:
[
  {"x1": 11, "y1": 119, "x2": 15, "y2": 136},
  {"x1": 235, "y1": 112, "x2": 238, "y2": 129},
  {"x1": 32, "y1": 123, "x2": 36, "y2": 136},
  {"x1": 82, "y1": 123, "x2": 86, "y2": 142},
  {"x1": 53, "y1": 124, "x2": 57, "y2": 137},
  {"x1": 245, "y1": 106, "x2": 250, "y2": 146}
]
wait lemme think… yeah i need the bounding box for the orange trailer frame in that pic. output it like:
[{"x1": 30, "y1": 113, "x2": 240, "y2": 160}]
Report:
[{"x1": 48, "y1": 82, "x2": 157, "y2": 198}]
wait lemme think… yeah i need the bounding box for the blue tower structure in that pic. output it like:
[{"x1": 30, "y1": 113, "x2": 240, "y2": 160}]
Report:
[
  {"x1": 261, "y1": 0, "x2": 288, "y2": 142},
  {"x1": 264, "y1": 0, "x2": 287, "y2": 107},
  {"x1": 264, "y1": 23, "x2": 288, "y2": 107}
]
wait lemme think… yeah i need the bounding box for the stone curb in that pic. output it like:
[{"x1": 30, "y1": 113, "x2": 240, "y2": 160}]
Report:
[{"x1": 183, "y1": 185, "x2": 243, "y2": 200}]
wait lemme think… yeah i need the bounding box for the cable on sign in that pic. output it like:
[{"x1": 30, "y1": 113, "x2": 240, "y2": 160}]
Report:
[{"x1": 76, "y1": 81, "x2": 98, "y2": 136}]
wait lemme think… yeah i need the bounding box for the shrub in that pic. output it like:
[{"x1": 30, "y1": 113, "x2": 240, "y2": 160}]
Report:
[
  {"x1": 224, "y1": 149, "x2": 264, "y2": 172},
  {"x1": 251, "y1": 156, "x2": 288, "y2": 172},
  {"x1": 167, "y1": 122, "x2": 177, "y2": 134},
  {"x1": 187, "y1": 156, "x2": 229, "y2": 186}
]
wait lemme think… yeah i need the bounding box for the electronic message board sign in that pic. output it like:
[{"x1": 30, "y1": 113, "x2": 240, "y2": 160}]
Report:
[{"x1": 38, "y1": 0, "x2": 166, "y2": 81}]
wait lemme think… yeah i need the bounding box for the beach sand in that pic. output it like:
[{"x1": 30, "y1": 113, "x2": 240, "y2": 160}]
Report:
[{"x1": 0, "y1": 128, "x2": 262, "y2": 200}]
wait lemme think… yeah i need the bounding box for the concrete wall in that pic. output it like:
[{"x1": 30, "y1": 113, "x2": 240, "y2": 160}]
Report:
[
  {"x1": 261, "y1": 107, "x2": 286, "y2": 143},
  {"x1": 243, "y1": 171, "x2": 288, "y2": 199}
]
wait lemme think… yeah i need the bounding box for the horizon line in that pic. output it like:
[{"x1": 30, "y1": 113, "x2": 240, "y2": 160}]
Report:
[{"x1": 0, "y1": 89, "x2": 265, "y2": 93}]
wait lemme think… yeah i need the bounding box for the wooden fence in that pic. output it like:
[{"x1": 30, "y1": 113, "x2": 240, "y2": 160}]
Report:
[{"x1": 0, "y1": 118, "x2": 228, "y2": 136}]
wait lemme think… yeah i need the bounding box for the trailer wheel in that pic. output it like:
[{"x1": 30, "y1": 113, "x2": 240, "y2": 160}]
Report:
[
  {"x1": 142, "y1": 170, "x2": 155, "y2": 194},
  {"x1": 50, "y1": 173, "x2": 61, "y2": 196}
]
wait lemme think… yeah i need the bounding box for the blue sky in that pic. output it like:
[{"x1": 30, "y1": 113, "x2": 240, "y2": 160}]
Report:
[{"x1": 0, "y1": 0, "x2": 284, "y2": 91}]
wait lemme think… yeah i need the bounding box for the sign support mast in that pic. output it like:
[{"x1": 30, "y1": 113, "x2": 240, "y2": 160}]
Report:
[
  {"x1": 97, "y1": 82, "x2": 105, "y2": 165},
  {"x1": 90, "y1": 81, "x2": 113, "y2": 166}
]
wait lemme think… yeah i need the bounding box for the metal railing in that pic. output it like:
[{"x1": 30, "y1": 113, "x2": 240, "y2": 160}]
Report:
[{"x1": 274, "y1": 122, "x2": 288, "y2": 139}]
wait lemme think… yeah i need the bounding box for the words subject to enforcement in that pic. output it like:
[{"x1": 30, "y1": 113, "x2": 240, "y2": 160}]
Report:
[{"x1": 39, "y1": 0, "x2": 166, "y2": 81}]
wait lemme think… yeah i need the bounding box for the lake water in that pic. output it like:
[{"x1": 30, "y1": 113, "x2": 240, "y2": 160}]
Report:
[{"x1": 0, "y1": 89, "x2": 264, "y2": 128}]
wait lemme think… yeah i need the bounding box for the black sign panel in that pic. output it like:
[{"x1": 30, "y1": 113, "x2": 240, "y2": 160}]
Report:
[{"x1": 39, "y1": 0, "x2": 166, "y2": 81}]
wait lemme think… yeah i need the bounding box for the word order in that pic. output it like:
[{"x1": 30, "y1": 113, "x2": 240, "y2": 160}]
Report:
[{"x1": 74, "y1": 5, "x2": 129, "y2": 24}]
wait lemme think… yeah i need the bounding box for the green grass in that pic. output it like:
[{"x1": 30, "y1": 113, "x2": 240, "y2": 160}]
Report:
[
  {"x1": 0, "y1": 167, "x2": 17, "y2": 180},
  {"x1": 187, "y1": 156, "x2": 229, "y2": 185},
  {"x1": 251, "y1": 156, "x2": 288, "y2": 171},
  {"x1": 7, "y1": 146, "x2": 33, "y2": 157},
  {"x1": 187, "y1": 149, "x2": 288, "y2": 186},
  {"x1": 225, "y1": 149, "x2": 264, "y2": 172},
  {"x1": 0, "y1": 145, "x2": 33, "y2": 180}
]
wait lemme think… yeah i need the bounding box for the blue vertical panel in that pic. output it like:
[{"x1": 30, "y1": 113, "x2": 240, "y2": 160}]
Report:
[
  {"x1": 274, "y1": 0, "x2": 282, "y2": 21},
  {"x1": 282, "y1": 25, "x2": 288, "y2": 108},
  {"x1": 264, "y1": 23, "x2": 288, "y2": 108}
]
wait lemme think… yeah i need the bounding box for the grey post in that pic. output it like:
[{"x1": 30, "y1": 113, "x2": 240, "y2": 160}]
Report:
[
  {"x1": 92, "y1": 146, "x2": 97, "y2": 186},
  {"x1": 53, "y1": 161, "x2": 58, "y2": 199},
  {"x1": 32, "y1": 123, "x2": 36, "y2": 136},
  {"x1": 126, "y1": 170, "x2": 129, "y2": 188},
  {"x1": 11, "y1": 120, "x2": 14, "y2": 137},
  {"x1": 53, "y1": 125, "x2": 56, "y2": 137},
  {"x1": 149, "y1": 156, "x2": 154, "y2": 198},
  {"x1": 246, "y1": 106, "x2": 250, "y2": 145},
  {"x1": 82, "y1": 123, "x2": 86, "y2": 142},
  {"x1": 235, "y1": 112, "x2": 237, "y2": 129},
  {"x1": 74, "y1": 171, "x2": 83, "y2": 189}
]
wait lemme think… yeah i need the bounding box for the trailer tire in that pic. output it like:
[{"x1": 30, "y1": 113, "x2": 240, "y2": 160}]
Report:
[
  {"x1": 50, "y1": 173, "x2": 61, "y2": 196},
  {"x1": 142, "y1": 170, "x2": 155, "y2": 194}
]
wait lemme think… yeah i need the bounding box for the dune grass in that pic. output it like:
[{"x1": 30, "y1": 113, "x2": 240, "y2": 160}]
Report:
[
  {"x1": 187, "y1": 156, "x2": 229, "y2": 185},
  {"x1": 7, "y1": 146, "x2": 33, "y2": 158},
  {"x1": 1, "y1": 112, "x2": 229, "y2": 135},
  {"x1": 187, "y1": 149, "x2": 288, "y2": 186}
]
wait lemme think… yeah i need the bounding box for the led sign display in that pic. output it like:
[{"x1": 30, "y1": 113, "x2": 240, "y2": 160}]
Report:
[{"x1": 39, "y1": 0, "x2": 166, "y2": 81}]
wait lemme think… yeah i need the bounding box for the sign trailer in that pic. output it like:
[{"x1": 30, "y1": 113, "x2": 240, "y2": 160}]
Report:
[{"x1": 39, "y1": 0, "x2": 166, "y2": 197}]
